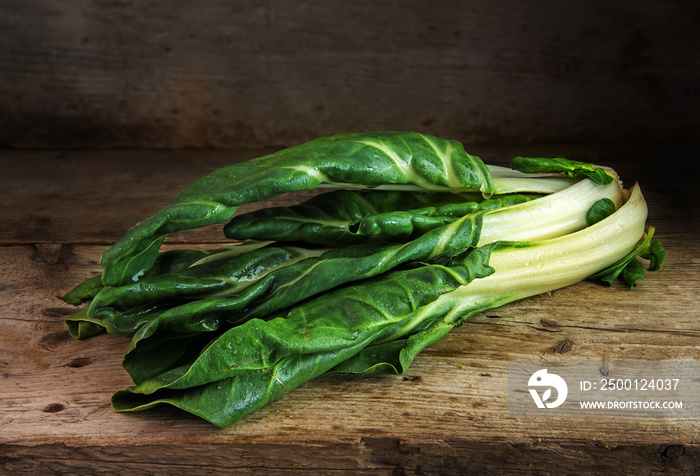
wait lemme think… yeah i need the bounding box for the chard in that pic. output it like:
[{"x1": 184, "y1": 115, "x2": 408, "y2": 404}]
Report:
[
  {"x1": 111, "y1": 184, "x2": 658, "y2": 427},
  {"x1": 59, "y1": 131, "x2": 663, "y2": 427},
  {"x1": 69, "y1": 174, "x2": 623, "y2": 384}
]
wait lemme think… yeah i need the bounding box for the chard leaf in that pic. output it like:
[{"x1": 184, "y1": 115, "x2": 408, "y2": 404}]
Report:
[
  {"x1": 224, "y1": 189, "x2": 539, "y2": 245},
  {"x1": 586, "y1": 198, "x2": 617, "y2": 225},
  {"x1": 100, "y1": 132, "x2": 495, "y2": 287},
  {"x1": 621, "y1": 258, "x2": 646, "y2": 289},
  {"x1": 65, "y1": 308, "x2": 106, "y2": 339},
  {"x1": 63, "y1": 247, "x2": 229, "y2": 339},
  {"x1": 95, "y1": 211, "x2": 482, "y2": 334},
  {"x1": 588, "y1": 226, "x2": 664, "y2": 287},
  {"x1": 112, "y1": 246, "x2": 495, "y2": 426},
  {"x1": 224, "y1": 189, "x2": 478, "y2": 244},
  {"x1": 327, "y1": 295, "x2": 459, "y2": 376},
  {"x1": 60, "y1": 247, "x2": 220, "y2": 307},
  {"x1": 60, "y1": 275, "x2": 104, "y2": 306},
  {"x1": 88, "y1": 245, "x2": 318, "y2": 329},
  {"x1": 63, "y1": 245, "x2": 268, "y2": 339},
  {"x1": 510, "y1": 156, "x2": 614, "y2": 185},
  {"x1": 121, "y1": 216, "x2": 485, "y2": 383},
  {"x1": 641, "y1": 238, "x2": 665, "y2": 272}
]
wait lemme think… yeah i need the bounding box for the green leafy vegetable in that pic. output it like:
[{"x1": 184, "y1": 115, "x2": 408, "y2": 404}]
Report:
[
  {"x1": 589, "y1": 226, "x2": 665, "y2": 288},
  {"x1": 111, "y1": 245, "x2": 497, "y2": 425},
  {"x1": 69, "y1": 173, "x2": 624, "y2": 384},
  {"x1": 641, "y1": 238, "x2": 666, "y2": 272},
  {"x1": 510, "y1": 156, "x2": 614, "y2": 185},
  {"x1": 224, "y1": 189, "x2": 543, "y2": 245},
  {"x1": 586, "y1": 198, "x2": 617, "y2": 225},
  {"x1": 111, "y1": 184, "x2": 650, "y2": 426},
  {"x1": 99, "y1": 132, "x2": 495, "y2": 286},
  {"x1": 60, "y1": 275, "x2": 104, "y2": 306},
  {"x1": 60, "y1": 131, "x2": 664, "y2": 427}
]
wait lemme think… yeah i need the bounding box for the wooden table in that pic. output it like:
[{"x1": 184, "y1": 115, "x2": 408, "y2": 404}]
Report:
[{"x1": 2, "y1": 142, "x2": 699, "y2": 474}]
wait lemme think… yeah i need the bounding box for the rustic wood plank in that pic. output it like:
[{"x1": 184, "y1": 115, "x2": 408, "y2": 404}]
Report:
[
  {"x1": 1, "y1": 143, "x2": 699, "y2": 473},
  {"x1": 1, "y1": 1, "x2": 698, "y2": 148}
]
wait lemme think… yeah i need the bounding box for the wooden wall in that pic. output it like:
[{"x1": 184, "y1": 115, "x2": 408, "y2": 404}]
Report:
[{"x1": 1, "y1": 0, "x2": 698, "y2": 149}]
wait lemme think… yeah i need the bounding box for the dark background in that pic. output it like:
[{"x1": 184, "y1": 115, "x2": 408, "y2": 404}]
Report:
[{"x1": 0, "y1": 0, "x2": 698, "y2": 150}]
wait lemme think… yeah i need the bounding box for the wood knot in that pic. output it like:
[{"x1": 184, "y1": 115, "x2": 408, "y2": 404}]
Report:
[
  {"x1": 551, "y1": 339, "x2": 574, "y2": 354},
  {"x1": 662, "y1": 444, "x2": 685, "y2": 460},
  {"x1": 65, "y1": 357, "x2": 91, "y2": 368},
  {"x1": 42, "y1": 403, "x2": 65, "y2": 413},
  {"x1": 402, "y1": 375, "x2": 421, "y2": 382}
]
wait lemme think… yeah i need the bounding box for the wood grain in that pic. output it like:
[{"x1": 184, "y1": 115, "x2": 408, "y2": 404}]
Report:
[
  {"x1": 1, "y1": 1, "x2": 698, "y2": 148},
  {"x1": 1, "y1": 143, "x2": 699, "y2": 474}
]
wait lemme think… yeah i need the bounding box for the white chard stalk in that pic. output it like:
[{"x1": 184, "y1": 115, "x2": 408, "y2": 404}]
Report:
[
  {"x1": 478, "y1": 176, "x2": 625, "y2": 245},
  {"x1": 380, "y1": 182, "x2": 651, "y2": 341},
  {"x1": 452, "y1": 183, "x2": 648, "y2": 319}
]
